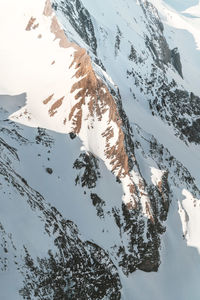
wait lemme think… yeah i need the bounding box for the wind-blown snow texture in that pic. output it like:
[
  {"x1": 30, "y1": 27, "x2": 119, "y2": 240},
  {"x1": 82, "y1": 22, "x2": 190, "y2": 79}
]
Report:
[{"x1": 0, "y1": 0, "x2": 200, "y2": 299}]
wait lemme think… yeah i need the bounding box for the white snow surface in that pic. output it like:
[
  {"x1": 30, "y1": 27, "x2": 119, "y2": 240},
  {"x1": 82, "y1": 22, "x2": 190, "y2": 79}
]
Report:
[
  {"x1": 0, "y1": 0, "x2": 78, "y2": 133},
  {"x1": 0, "y1": 0, "x2": 200, "y2": 299},
  {"x1": 67, "y1": 0, "x2": 200, "y2": 298},
  {"x1": 0, "y1": 0, "x2": 139, "y2": 206},
  {"x1": 151, "y1": 0, "x2": 200, "y2": 95}
]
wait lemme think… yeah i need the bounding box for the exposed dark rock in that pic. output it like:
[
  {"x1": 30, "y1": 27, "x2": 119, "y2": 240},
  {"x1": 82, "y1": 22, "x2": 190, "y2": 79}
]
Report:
[
  {"x1": 69, "y1": 132, "x2": 76, "y2": 140},
  {"x1": 46, "y1": 167, "x2": 53, "y2": 174},
  {"x1": 115, "y1": 26, "x2": 122, "y2": 57},
  {"x1": 52, "y1": 0, "x2": 97, "y2": 55},
  {"x1": 149, "y1": 85, "x2": 200, "y2": 144},
  {"x1": 73, "y1": 153, "x2": 101, "y2": 189},
  {"x1": 140, "y1": 0, "x2": 171, "y2": 68},
  {"x1": 20, "y1": 237, "x2": 121, "y2": 300},
  {"x1": 128, "y1": 45, "x2": 138, "y2": 63},
  {"x1": 171, "y1": 47, "x2": 183, "y2": 78},
  {"x1": 91, "y1": 193, "x2": 105, "y2": 218},
  {"x1": 35, "y1": 127, "x2": 54, "y2": 147},
  {"x1": 0, "y1": 127, "x2": 121, "y2": 299},
  {"x1": 120, "y1": 203, "x2": 161, "y2": 274}
]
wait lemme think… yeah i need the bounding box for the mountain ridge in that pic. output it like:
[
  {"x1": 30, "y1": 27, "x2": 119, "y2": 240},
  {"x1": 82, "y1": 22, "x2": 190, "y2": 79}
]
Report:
[{"x1": 0, "y1": 0, "x2": 200, "y2": 299}]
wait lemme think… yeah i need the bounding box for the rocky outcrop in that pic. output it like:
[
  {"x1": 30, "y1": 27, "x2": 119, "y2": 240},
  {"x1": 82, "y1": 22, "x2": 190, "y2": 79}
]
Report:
[
  {"x1": 43, "y1": 0, "x2": 172, "y2": 275},
  {"x1": 20, "y1": 229, "x2": 121, "y2": 300},
  {"x1": 1, "y1": 0, "x2": 200, "y2": 298},
  {"x1": 171, "y1": 47, "x2": 183, "y2": 78},
  {"x1": 0, "y1": 118, "x2": 121, "y2": 300},
  {"x1": 73, "y1": 153, "x2": 100, "y2": 189},
  {"x1": 149, "y1": 83, "x2": 200, "y2": 144},
  {"x1": 52, "y1": 0, "x2": 97, "y2": 55},
  {"x1": 41, "y1": 0, "x2": 161, "y2": 218},
  {"x1": 140, "y1": 0, "x2": 171, "y2": 68}
]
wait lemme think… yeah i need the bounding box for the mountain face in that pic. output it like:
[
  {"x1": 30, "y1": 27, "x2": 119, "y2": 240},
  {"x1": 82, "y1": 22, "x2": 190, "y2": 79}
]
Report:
[{"x1": 0, "y1": 0, "x2": 200, "y2": 299}]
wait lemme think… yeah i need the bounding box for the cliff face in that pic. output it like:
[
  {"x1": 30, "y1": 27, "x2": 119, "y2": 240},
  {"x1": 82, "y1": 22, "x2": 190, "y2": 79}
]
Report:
[{"x1": 1, "y1": 0, "x2": 200, "y2": 299}]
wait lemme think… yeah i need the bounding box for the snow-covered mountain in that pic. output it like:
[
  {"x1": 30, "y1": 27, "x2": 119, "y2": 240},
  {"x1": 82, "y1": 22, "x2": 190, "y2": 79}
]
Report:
[{"x1": 0, "y1": 0, "x2": 200, "y2": 299}]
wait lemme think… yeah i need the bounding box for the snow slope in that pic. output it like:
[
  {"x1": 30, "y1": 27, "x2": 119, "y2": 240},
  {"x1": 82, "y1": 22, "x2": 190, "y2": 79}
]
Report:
[
  {"x1": 0, "y1": 0, "x2": 200, "y2": 299},
  {"x1": 52, "y1": 0, "x2": 200, "y2": 298},
  {"x1": 151, "y1": 0, "x2": 200, "y2": 95},
  {"x1": 163, "y1": 0, "x2": 199, "y2": 11}
]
